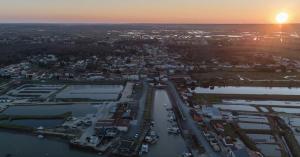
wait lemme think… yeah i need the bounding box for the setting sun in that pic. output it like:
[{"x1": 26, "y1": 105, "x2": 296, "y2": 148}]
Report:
[{"x1": 276, "y1": 12, "x2": 289, "y2": 24}]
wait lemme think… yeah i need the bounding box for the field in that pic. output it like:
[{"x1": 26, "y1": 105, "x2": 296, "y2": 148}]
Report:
[{"x1": 193, "y1": 71, "x2": 300, "y2": 87}]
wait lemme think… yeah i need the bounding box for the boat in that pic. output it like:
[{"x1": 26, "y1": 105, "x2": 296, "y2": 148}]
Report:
[
  {"x1": 150, "y1": 138, "x2": 158, "y2": 144},
  {"x1": 145, "y1": 136, "x2": 158, "y2": 144},
  {"x1": 37, "y1": 135, "x2": 44, "y2": 139},
  {"x1": 98, "y1": 152, "x2": 103, "y2": 156},
  {"x1": 168, "y1": 116, "x2": 175, "y2": 122},
  {"x1": 141, "y1": 144, "x2": 149, "y2": 154},
  {"x1": 168, "y1": 127, "x2": 180, "y2": 134},
  {"x1": 182, "y1": 152, "x2": 192, "y2": 157},
  {"x1": 212, "y1": 144, "x2": 221, "y2": 152}
]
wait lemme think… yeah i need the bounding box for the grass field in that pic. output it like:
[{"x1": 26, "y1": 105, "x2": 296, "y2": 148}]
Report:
[
  {"x1": 0, "y1": 78, "x2": 9, "y2": 86},
  {"x1": 193, "y1": 71, "x2": 300, "y2": 87}
]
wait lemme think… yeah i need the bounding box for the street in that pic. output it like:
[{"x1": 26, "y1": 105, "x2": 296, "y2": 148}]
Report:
[{"x1": 167, "y1": 81, "x2": 221, "y2": 157}]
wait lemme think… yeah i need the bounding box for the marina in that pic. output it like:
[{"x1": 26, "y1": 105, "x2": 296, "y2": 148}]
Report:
[{"x1": 144, "y1": 90, "x2": 188, "y2": 157}]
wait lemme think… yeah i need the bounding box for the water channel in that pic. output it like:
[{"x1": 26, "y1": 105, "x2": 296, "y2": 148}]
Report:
[{"x1": 144, "y1": 90, "x2": 187, "y2": 157}]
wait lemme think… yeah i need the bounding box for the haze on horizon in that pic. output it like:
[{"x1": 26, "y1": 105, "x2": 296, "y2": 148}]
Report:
[{"x1": 0, "y1": 0, "x2": 300, "y2": 24}]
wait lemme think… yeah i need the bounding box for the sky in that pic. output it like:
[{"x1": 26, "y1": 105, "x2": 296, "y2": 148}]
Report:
[{"x1": 0, "y1": 0, "x2": 299, "y2": 24}]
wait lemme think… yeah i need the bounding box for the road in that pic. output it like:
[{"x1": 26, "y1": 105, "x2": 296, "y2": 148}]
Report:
[
  {"x1": 167, "y1": 81, "x2": 221, "y2": 157},
  {"x1": 127, "y1": 80, "x2": 148, "y2": 137},
  {"x1": 119, "y1": 82, "x2": 135, "y2": 103},
  {"x1": 76, "y1": 102, "x2": 115, "y2": 145}
]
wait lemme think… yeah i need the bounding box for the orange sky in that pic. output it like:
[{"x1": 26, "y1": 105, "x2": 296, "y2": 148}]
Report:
[{"x1": 0, "y1": 0, "x2": 299, "y2": 23}]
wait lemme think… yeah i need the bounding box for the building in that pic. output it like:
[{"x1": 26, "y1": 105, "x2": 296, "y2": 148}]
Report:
[
  {"x1": 95, "y1": 119, "x2": 130, "y2": 132},
  {"x1": 95, "y1": 119, "x2": 115, "y2": 130},
  {"x1": 115, "y1": 119, "x2": 130, "y2": 132},
  {"x1": 202, "y1": 106, "x2": 222, "y2": 120}
]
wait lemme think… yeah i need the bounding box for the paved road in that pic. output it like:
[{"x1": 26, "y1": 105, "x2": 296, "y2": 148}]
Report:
[
  {"x1": 78, "y1": 103, "x2": 115, "y2": 144},
  {"x1": 119, "y1": 82, "x2": 135, "y2": 103},
  {"x1": 127, "y1": 80, "x2": 148, "y2": 137},
  {"x1": 167, "y1": 81, "x2": 221, "y2": 157}
]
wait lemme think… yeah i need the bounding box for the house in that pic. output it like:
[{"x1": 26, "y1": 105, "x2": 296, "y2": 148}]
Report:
[
  {"x1": 122, "y1": 109, "x2": 134, "y2": 120},
  {"x1": 213, "y1": 122, "x2": 224, "y2": 132},
  {"x1": 190, "y1": 109, "x2": 203, "y2": 123},
  {"x1": 115, "y1": 119, "x2": 130, "y2": 132},
  {"x1": 95, "y1": 119, "x2": 130, "y2": 132},
  {"x1": 95, "y1": 119, "x2": 115, "y2": 130},
  {"x1": 105, "y1": 128, "x2": 119, "y2": 137},
  {"x1": 222, "y1": 136, "x2": 234, "y2": 147}
]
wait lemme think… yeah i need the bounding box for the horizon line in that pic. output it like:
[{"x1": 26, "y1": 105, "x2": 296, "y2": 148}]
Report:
[{"x1": 0, "y1": 22, "x2": 299, "y2": 25}]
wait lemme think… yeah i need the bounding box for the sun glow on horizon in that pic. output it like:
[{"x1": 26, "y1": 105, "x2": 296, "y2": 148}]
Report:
[{"x1": 276, "y1": 12, "x2": 289, "y2": 24}]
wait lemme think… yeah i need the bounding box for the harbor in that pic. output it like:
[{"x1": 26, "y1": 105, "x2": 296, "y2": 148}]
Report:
[{"x1": 143, "y1": 90, "x2": 188, "y2": 157}]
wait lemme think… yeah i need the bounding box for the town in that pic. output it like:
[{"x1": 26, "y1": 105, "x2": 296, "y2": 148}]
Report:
[{"x1": 1, "y1": 24, "x2": 300, "y2": 157}]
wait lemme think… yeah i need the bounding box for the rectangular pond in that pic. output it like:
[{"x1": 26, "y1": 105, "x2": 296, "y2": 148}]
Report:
[
  {"x1": 1, "y1": 104, "x2": 97, "y2": 117},
  {"x1": 288, "y1": 118, "x2": 300, "y2": 126},
  {"x1": 56, "y1": 85, "x2": 123, "y2": 101},
  {"x1": 7, "y1": 84, "x2": 65, "y2": 99},
  {"x1": 223, "y1": 100, "x2": 300, "y2": 107},
  {"x1": 238, "y1": 122, "x2": 271, "y2": 130},
  {"x1": 238, "y1": 115, "x2": 268, "y2": 123},
  {"x1": 256, "y1": 144, "x2": 282, "y2": 157},
  {"x1": 259, "y1": 107, "x2": 269, "y2": 112},
  {"x1": 272, "y1": 107, "x2": 300, "y2": 114},
  {"x1": 247, "y1": 134, "x2": 275, "y2": 143},
  {"x1": 193, "y1": 86, "x2": 300, "y2": 95},
  {"x1": 213, "y1": 104, "x2": 257, "y2": 112}
]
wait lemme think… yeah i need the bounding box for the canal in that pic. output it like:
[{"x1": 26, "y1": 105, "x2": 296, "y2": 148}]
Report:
[{"x1": 144, "y1": 90, "x2": 187, "y2": 157}]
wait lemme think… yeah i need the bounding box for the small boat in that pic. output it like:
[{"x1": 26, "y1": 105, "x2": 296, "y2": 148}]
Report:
[
  {"x1": 168, "y1": 116, "x2": 175, "y2": 122},
  {"x1": 37, "y1": 135, "x2": 44, "y2": 139},
  {"x1": 98, "y1": 152, "x2": 103, "y2": 156},
  {"x1": 168, "y1": 127, "x2": 180, "y2": 134},
  {"x1": 182, "y1": 152, "x2": 192, "y2": 157},
  {"x1": 141, "y1": 144, "x2": 149, "y2": 154},
  {"x1": 150, "y1": 138, "x2": 158, "y2": 144}
]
